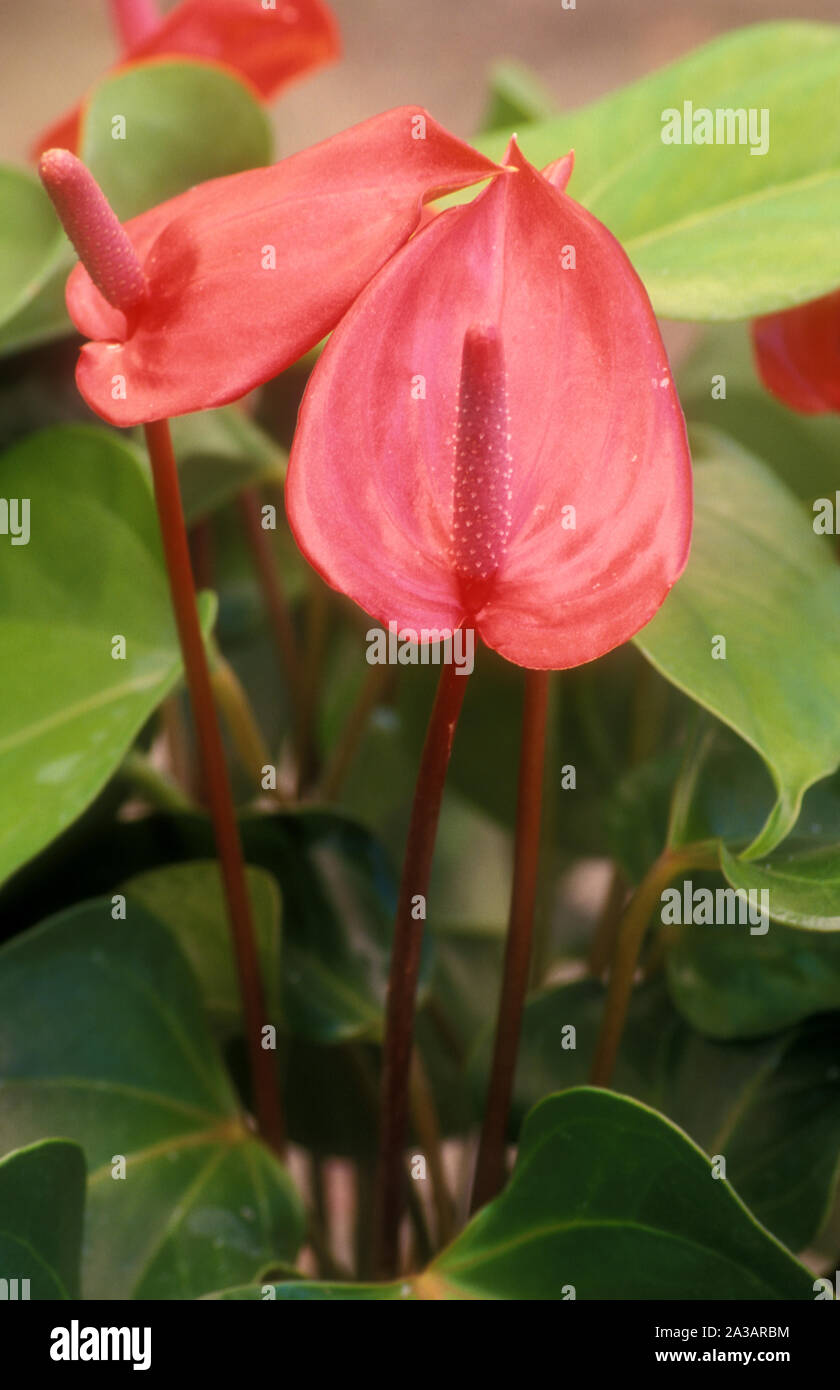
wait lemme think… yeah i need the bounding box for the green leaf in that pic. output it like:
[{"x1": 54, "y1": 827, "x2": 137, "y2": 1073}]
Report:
[
  {"x1": 6, "y1": 806, "x2": 417, "y2": 1046},
  {"x1": 164, "y1": 407, "x2": 286, "y2": 525},
  {"x1": 0, "y1": 425, "x2": 215, "y2": 887},
  {"x1": 679, "y1": 323, "x2": 840, "y2": 505},
  {"x1": 0, "y1": 897, "x2": 304, "y2": 1299},
  {"x1": 668, "y1": 913, "x2": 840, "y2": 1039},
  {"x1": 478, "y1": 61, "x2": 557, "y2": 134},
  {"x1": 123, "y1": 860, "x2": 282, "y2": 1036},
  {"x1": 0, "y1": 1140, "x2": 85, "y2": 1299},
  {"x1": 720, "y1": 841, "x2": 840, "y2": 932},
  {"x1": 476, "y1": 22, "x2": 840, "y2": 319},
  {"x1": 635, "y1": 431, "x2": 840, "y2": 858},
  {"x1": 479, "y1": 980, "x2": 840, "y2": 1251},
  {"x1": 221, "y1": 1089, "x2": 814, "y2": 1299},
  {"x1": 236, "y1": 810, "x2": 421, "y2": 1044},
  {"x1": 0, "y1": 255, "x2": 73, "y2": 358},
  {"x1": 80, "y1": 60, "x2": 273, "y2": 220},
  {"x1": 0, "y1": 167, "x2": 64, "y2": 333}
]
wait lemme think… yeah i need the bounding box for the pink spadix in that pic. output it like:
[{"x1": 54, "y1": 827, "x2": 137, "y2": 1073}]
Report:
[
  {"x1": 38, "y1": 150, "x2": 146, "y2": 318},
  {"x1": 451, "y1": 322, "x2": 513, "y2": 614}
]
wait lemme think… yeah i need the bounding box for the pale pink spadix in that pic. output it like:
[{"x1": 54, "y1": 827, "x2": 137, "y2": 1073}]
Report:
[
  {"x1": 38, "y1": 149, "x2": 147, "y2": 317},
  {"x1": 451, "y1": 322, "x2": 513, "y2": 615}
]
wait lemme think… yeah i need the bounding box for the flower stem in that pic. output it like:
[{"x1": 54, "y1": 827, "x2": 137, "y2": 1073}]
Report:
[
  {"x1": 471, "y1": 668, "x2": 550, "y2": 1212},
  {"x1": 119, "y1": 748, "x2": 195, "y2": 814},
  {"x1": 589, "y1": 841, "x2": 719, "y2": 1087},
  {"x1": 209, "y1": 643, "x2": 285, "y2": 802},
  {"x1": 144, "y1": 419, "x2": 285, "y2": 1156},
  {"x1": 320, "y1": 662, "x2": 394, "y2": 801},
  {"x1": 409, "y1": 1050, "x2": 455, "y2": 1248},
  {"x1": 374, "y1": 656, "x2": 470, "y2": 1277}
]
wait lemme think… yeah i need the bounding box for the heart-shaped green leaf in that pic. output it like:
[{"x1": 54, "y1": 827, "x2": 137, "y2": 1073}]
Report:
[
  {"x1": 0, "y1": 425, "x2": 214, "y2": 886},
  {"x1": 473, "y1": 980, "x2": 840, "y2": 1252},
  {"x1": 123, "y1": 860, "x2": 282, "y2": 1037},
  {"x1": 0, "y1": 897, "x2": 303, "y2": 1299},
  {"x1": 80, "y1": 60, "x2": 273, "y2": 221},
  {"x1": 635, "y1": 431, "x2": 840, "y2": 858},
  {"x1": 217, "y1": 1088, "x2": 814, "y2": 1299},
  {"x1": 0, "y1": 1140, "x2": 85, "y2": 1300},
  {"x1": 477, "y1": 22, "x2": 840, "y2": 319},
  {"x1": 7, "y1": 806, "x2": 419, "y2": 1045}
]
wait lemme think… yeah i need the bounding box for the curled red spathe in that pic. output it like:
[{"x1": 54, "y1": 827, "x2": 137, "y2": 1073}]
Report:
[{"x1": 62, "y1": 108, "x2": 503, "y2": 426}]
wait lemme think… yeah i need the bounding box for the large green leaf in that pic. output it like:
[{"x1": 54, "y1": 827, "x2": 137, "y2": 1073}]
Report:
[
  {"x1": 476, "y1": 23, "x2": 840, "y2": 319},
  {"x1": 478, "y1": 980, "x2": 840, "y2": 1251},
  {"x1": 0, "y1": 1140, "x2": 85, "y2": 1299},
  {"x1": 0, "y1": 805, "x2": 418, "y2": 1045},
  {"x1": 0, "y1": 897, "x2": 303, "y2": 1299},
  {"x1": 123, "y1": 860, "x2": 282, "y2": 1037},
  {"x1": 218, "y1": 1089, "x2": 814, "y2": 1299},
  {"x1": 0, "y1": 425, "x2": 215, "y2": 886},
  {"x1": 80, "y1": 60, "x2": 273, "y2": 221},
  {"x1": 668, "y1": 914, "x2": 840, "y2": 1039},
  {"x1": 635, "y1": 431, "x2": 840, "y2": 859}
]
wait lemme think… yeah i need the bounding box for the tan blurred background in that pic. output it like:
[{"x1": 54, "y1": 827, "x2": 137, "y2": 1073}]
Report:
[{"x1": 1, "y1": 0, "x2": 839, "y2": 164}]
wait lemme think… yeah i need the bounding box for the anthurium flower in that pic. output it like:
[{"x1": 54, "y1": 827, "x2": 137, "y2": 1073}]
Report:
[
  {"x1": 286, "y1": 141, "x2": 692, "y2": 670},
  {"x1": 752, "y1": 288, "x2": 840, "y2": 414},
  {"x1": 42, "y1": 110, "x2": 502, "y2": 427},
  {"x1": 33, "y1": 0, "x2": 340, "y2": 157}
]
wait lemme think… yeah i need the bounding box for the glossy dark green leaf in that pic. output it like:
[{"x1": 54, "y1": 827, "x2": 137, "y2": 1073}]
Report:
[
  {"x1": 668, "y1": 915, "x2": 840, "y2": 1040},
  {"x1": 487, "y1": 979, "x2": 840, "y2": 1250},
  {"x1": 0, "y1": 425, "x2": 214, "y2": 886},
  {"x1": 0, "y1": 1140, "x2": 85, "y2": 1300},
  {"x1": 0, "y1": 897, "x2": 304, "y2": 1299},
  {"x1": 0, "y1": 806, "x2": 415, "y2": 1045},
  {"x1": 80, "y1": 61, "x2": 273, "y2": 220},
  {"x1": 236, "y1": 810, "x2": 422, "y2": 1044},
  {"x1": 477, "y1": 23, "x2": 840, "y2": 319},
  {"x1": 124, "y1": 860, "x2": 282, "y2": 1036},
  {"x1": 219, "y1": 1089, "x2": 814, "y2": 1299},
  {"x1": 636, "y1": 432, "x2": 840, "y2": 859}
]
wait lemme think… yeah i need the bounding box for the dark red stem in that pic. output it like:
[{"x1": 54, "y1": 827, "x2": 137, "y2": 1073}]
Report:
[
  {"x1": 471, "y1": 668, "x2": 550, "y2": 1211},
  {"x1": 144, "y1": 420, "x2": 285, "y2": 1157},
  {"x1": 374, "y1": 656, "x2": 470, "y2": 1276}
]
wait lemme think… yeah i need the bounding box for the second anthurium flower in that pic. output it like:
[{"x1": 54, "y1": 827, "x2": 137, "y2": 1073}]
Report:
[
  {"x1": 287, "y1": 142, "x2": 693, "y2": 670},
  {"x1": 752, "y1": 288, "x2": 840, "y2": 415}
]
